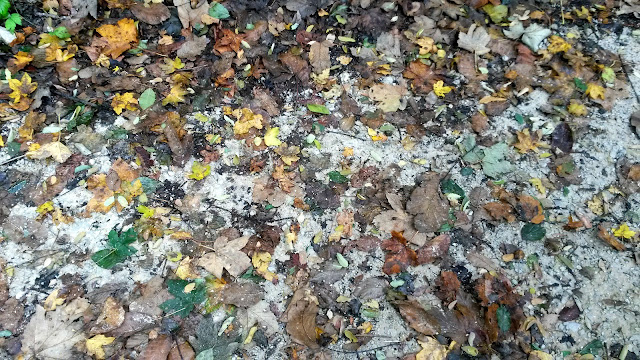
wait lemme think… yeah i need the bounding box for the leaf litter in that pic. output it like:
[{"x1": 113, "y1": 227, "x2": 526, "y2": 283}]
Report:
[{"x1": 0, "y1": 0, "x2": 639, "y2": 360}]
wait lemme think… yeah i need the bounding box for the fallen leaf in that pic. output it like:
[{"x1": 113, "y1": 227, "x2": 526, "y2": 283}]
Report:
[
  {"x1": 86, "y1": 334, "x2": 115, "y2": 359},
  {"x1": 458, "y1": 24, "x2": 491, "y2": 55},
  {"x1": 585, "y1": 82, "x2": 605, "y2": 100},
  {"x1": 368, "y1": 83, "x2": 406, "y2": 113},
  {"x1": 232, "y1": 107, "x2": 263, "y2": 135},
  {"x1": 22, "y1": 299, "x2": 90, "y2": 359},
  {"x1": 111, "y1": 92, "x2": 138, "y2": 114},
  {"x1": 26, "y1": 141, "x2": 72, "y2": 163},
  {"x1": 381, "y1": 231, "x2": 417, "y2": 275},
  {"x1": 416, "y1": 234, "x2": 451, "y2": 264},
  {"x1": 162, "y1": 84, "x2": 187, "y2": 106},
  {"x1": 484, "y1": 202, "x2": 516, "y2": 222},
  {"x1": 237, "y1": 301, "x2": 280, "y2": 336},
  {"x1": 433, "y1": 80, "x2": 452, "y2": 97},
  {"x1": 309, "y1": 40, "x2": 331, "y2": 73},
  {"x1": 95, "y1": 18, "x2": 138, "y2": 58},
  {"x1": 403, "y1": 60, "x2": 441, "y2": 93},
  {"x1": 416, "y1": 336, "x2": 448, "y2": 360},
  {"x1": 281, "y1": 288, "x2": 319, "y2": 349},
  {"x1": 220, "y1": 282, "x2": 263, "y2": 307},
  {"x1": 517, "y1": 195, "x2": 545, "y2": 224},
  {"x1": 405, "y1": 173, "x2": 450, "y2": 233},
  {"x1": 198, "y1": 236, "x2": 252, "y2": 279},
  {"x1": 8, "y1": 72, "x2": 37, "y2": 104},
  {"x1": 264, "y1": 127, "x2": 282, "y2": 147},
  {"x1": 130, "y1": 2, "x2": 170, "y2": 25},
  {"x1": 597, "y1": 225, "x2": 625, "y2": 251}
]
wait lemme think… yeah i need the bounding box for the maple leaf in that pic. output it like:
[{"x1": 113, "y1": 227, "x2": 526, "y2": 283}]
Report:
[
  {"x1": 252, "y1": 252, "x2": 277, "y2": 281},
  {"x1": 160, "y1": 57, "x2": 185, "y2": 74},
  {"x1": 368, "y1": 83, "x2": 406, "y2": 113},
  {"x1": 433, "y1": 80, "x2": 452, "y2": 97},
  {"x1": 232, "y1": 107, "x2": 263, "y2": 135},
  {"x1": 162, "y1": 85, "x2": 187, "y2": 106},
  {"x1": 95, "y1": 18, "x2": 139, "y2": 58},
  {"x1": 403, "y1": 60, "x2": 440, "y2": 93},
  {"x1": 188, "y1": 161, "x2": 211, "y2": 180},
  {"x1": 86, "y1": 335, "x2": 115, "y2": 360},
  {"x1": 111, "y1": 92, "x2": 138, "y2": 114},
  {"x1": 214, "y1": 28, "x2": 245, "y2": 54},
  {"x1": 585, "y1": 83, "x2": 605, "y2": 100},
  {"x1": 25, "y1": 141, "x2": 72, "y2": 163},
  {"x1": 613, "y1": 223, "x2": 636, "y2": 239},
  {"x1": 7, "y1": 51, "x2": 33, "y2": 72},
  {"x1": 382, "y1": 231, "x2": 418, "y2": 275},
  {"x1": 567, "y1": 100, "x2": 587, "y2": 116},
  {"x1": 547, "y1": 35, "x2": 571, "y2": 53},
  {"x1": 8, "y1": 73, "x2": 37, "y2": 103},
  {"x1": 513, "y1": 128, "x2": 547, "y2": 153},
  {"x1": 197, "y1": 236, "x2": 252, "y2": 279},
  {"x1": 457, "y1": 24, "x2": 491, "y2": 55}
]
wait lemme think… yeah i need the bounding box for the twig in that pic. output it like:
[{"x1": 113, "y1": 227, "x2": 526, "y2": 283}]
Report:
[
  {"x1": 57, "y1": 91, "x2": 101, "y2": 108},
  {"x1": 326, "y1": 341, "x2": 403, "y2": 354},
  {"x1": 325, "y1": 130, "x2": 368, "y2": 141},
  {"x1": 0, "y1": 154, "x2": 26, "y2": 167}
]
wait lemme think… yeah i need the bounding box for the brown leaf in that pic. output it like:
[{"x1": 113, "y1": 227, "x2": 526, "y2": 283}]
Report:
[
  {"x1": 220, "y1": 282, "x2": 263, "y2": 307},
  {"x1": 393, "y1": 300, "x2": 440, "y2": 335},
  {"x1": 139, "y1": 334, "x2": 172, "y2": 360},
  {"x1": 279, "y1": 51, "x2": 310, "y2": 83},
  {"x1": 406, "y1": 173, "x2": 450, "y2": 233},
  {"x1": 282, "y1": 288, "x2": 319, "y2": 349},
  {"x1": 198, "y1": 236, "x2": 252, "y2": 279},
  {"x1": 517, "y1": 195, "x2": 544, "y2": 224},
  {"x1": 403, "y1": 61, "x2": 441, "y2": 93},
  {"x1": 381, "y1": 231, "x2": 417, "y2": 275},
  {"x1": 168, "y1": 342, "x2": 195, "y2": 360},
  {"x1": 628, "y1": 164, "x2": 640, "y2": 181},
  {"x1": 483, "y1": 202, "x2": 516, "y2": 222},
  {"x1": 252, "y1": 88, "x2": 280, "y2": 116},
  {"x1": 416, "y1": 234, "x2": 451, "y2": 264},
  {"x1": 435, "y1": 271, "x2": 460, "y2": 305},
  {"x1": 164, "y1": 121, "x2": 193, "y2": 167},
  {"x1": 597, "y1": 224, "x2": 625, "y2": 251},
  {"x1": 130, "y1": 3, "x2": 170, "y2": 24},
  {"x1": 90, "y1": 296, "x2": 125, "y2": 333},
  {"x1": 309, "y1": 40, "x2": 331, "y2": 73}
]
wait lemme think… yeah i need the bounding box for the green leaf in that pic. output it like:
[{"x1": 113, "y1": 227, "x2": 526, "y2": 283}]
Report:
[
  {"x1": 482, "y1": 142, "x2": 513, "y2": 179},
  {"x1": 496, "y1": 305, "x2": 511, "y2": 332},
  {"x1": 51, "y1": 26, "x2": 70, "y2": 40},
  {"x1": 138, "y1": 88, "x2": 156, "y2": 110},
  {"x1": 0, "y1": 0, "x2": 9, "y2": 19},
  {"x1": 440, "y1": 179, "x2": 465, "y2": 198},
  {"x1": 0, "y1": 330, "x2": 12, "y2": 337},
  {"x1": 5, "y1": 13, "x2": 19, "y2": 33},
  {"x1": 521, "y1": 223, "x2": 546, "y2": 241},
  {"x1": 601, "y1": 67, "x2": 615, "y2": 84},
  {"x1": 482, "y1": 4, "x2": 508, "y2": 23},
  {"x1": 514, "y1": 113, "x2": 525, "y2": 124},
  {"x1": 307, "y1": 103, "x2": 330, "y2": 115},
  {"x1": 328, "y1": 170, "x2": 348, "y2": 183},
  {"x1": 161, "y1": 279, "x2": 207, "y2": 317},
  {"x1": 574, "y1": 78, "x2": 587, "y2": 92},
  {"x1": 92, "y1": 229, "x2": 138, "y2": 269},
  {"x1": 209, "y1": 2, "x2": 230, "y2": 19},
  {"x1": 579, "y1": 339, "x2": 603, "y2": 355},
  {"x1": 136, "y1": 176, "x2": 160, "y2": 193}
]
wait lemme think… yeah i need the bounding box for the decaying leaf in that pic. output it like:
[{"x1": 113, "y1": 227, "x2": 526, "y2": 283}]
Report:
[
  {"x1": 198, "y1": 236, "x2": 252, "y2": 279},
  {"x1": 381, "y1": 231, "x2": 418, "y2": 275},
  {"x1": 26, "y1": 141, "x2": 72, "y2": 163},
  {"x1": 405, "y1": 173, "x2": 450, "y2": 233},
  {"x1": 281, "y1": 288, "x2": 319, "y2": 349}
]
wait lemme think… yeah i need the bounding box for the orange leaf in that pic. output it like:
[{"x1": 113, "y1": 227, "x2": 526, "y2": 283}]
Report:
[{"x1": 95, "y1": 18, "x2": 139, "y2": 59}]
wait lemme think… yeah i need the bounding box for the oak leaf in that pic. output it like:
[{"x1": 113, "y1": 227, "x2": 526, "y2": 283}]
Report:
[{"x1": 197, "y1": 236, "x2": 252, "y2": 279}]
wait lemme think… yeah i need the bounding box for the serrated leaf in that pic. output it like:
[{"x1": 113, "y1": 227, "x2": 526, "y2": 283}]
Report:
[
  {"x1": 521, "y1": 223, "x2": 546, "y2": 241},
  {"x1": 209, "y1": 2, "x2": 230, "y2": 19},
  {"x1": 138, "y1": 88, "x2": 156, "y2": 110},
  {"x1": 0, "y1": 0, "x2": 9, "y2": 19},
  {"x1": 51, "y1": 26, "x2": 70, "y2": 39},
  {"x1": 92, "y1": 229, "x2": 138, "y2": 269},
  {"x1": 160, "y1": 279, "x2": 206, "y2": 317},
  {"x1": 307, "y1": 103, "x2": 330, "y2": 115}
]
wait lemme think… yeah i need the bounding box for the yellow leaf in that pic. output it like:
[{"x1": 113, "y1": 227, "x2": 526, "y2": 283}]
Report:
[
  {"x1": 9, "y1": 51, "x2": 34, "y2": 71},
  {"x1": 36, "y1": 201, "x2": 55, "y2": 215},
  {"x1": 162, "y1": 85, "x2": 187, "y2": 106},
  {"x1": 86, "y1": 335, "x2": 115, "y2": 360},
  {"x1": 264, "y1": 127, "x2": 282, "y2": 147},
  {"x1": 567, "y1": 100, "x2": 587, "y2": 116},
  {"x1": 343, "y1": 147, "x2": 354, "y2": 157},
  {"x1": 232, "y1": 107, "x2": 263, "y2": 135},
  {"x1": 547, "y1": 35, "x2": 571, "y2": 53},
  {"x1": 111, "y1": 92, "x2": 138, "y2": 115},
  {"x1": 95, "y1": 18, "x2": 139, "y2": 59},
  {"x1": 188, "y1": 161, "x2": 211, "y2": 180},
  {"x1": 416, "y1": 337, "x2": 448, "y2": 360},
  {"x1": 478, "y1": 95, "x2": 506, "y2": 104},
  {"x1": 252, "y1": 252, "x2": 277, "y2": 281},
  {"x1": 43, "y1": 289, "x2": 65, "y2": 311},
  {"x1": 176, "y1": 256, "x2": 199, "y2": 280},
  {"x1": 613, "y1": 223, "x2": 636, "y2": 239},
  {"x1": 8, "y1": 73, "x2": 37, "y2": 103},
  {"x1": 530, "y1": 178, "x2": 546, "y2": 196},
  {"x1": 25, "y1": 141, "x2": 72, "y2": 163},
  {"x1": 585, "y1": 83, "x2": 605, "y2": 100},
  {"x1": 433, "y1": 80, "x2": 452, "y2": 98},
  {"x1": 161, "y1": 57, "x2": 185, "y2": 74},
  {"x1": 367, "y1": 127, "x2": 387, "y2": 142}
]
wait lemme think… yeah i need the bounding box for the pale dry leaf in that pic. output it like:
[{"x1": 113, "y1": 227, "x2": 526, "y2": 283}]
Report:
[
  {"x1": 173, "y1": 0, "x2": 209, "y2": 29},
  {"x1": 309, "y1": 41, "x2": 331, "y2": 73},
  {"x1": 368, "y1": 84, "x2": 406, "y2": 113},
  {"x1": 26, "y1": 141, "x2": 72, "y2": 163},
  {"x1": 237, "y1": 300, "x2": 280, "y2": 336},
  {"x1": 281, "y1": 288, "x2": 319, "y2": 349},
  {"x1": 458, "y1": 24, "x2": 491, "y2": 55},
  {"x1": 22, "y1": 299, "x2": 90, "y2": 359},
  {"x1": 220, "y1": 282, "x2": 263, "y2": 307},
  {"x1": 373, "y1": 192, "x2": 427, "y2": 246},
  {"x1": 130, "y1": 3, "x2": 170, "y2": 25},
  {"x1": 198, "y1": 236, "x2": 252, "y2": 278},
  {"x1": 177, "y1": 34, "x2": 210, "y2": 60}
]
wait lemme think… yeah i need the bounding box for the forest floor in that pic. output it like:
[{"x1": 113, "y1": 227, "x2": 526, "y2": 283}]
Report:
[{"x1": 0, "y1": 0, "x2": 640, "y2": 359}]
